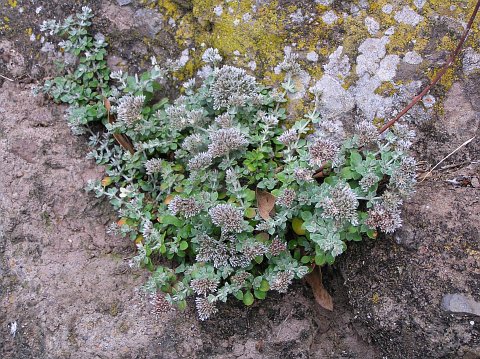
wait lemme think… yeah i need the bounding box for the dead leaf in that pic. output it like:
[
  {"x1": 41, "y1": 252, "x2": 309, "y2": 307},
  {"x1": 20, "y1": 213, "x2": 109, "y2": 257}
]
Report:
[
  {"x1": 256, "y1": 189, "x2": 276, "y2": 220},
  {"x1": 306, "y1": 266, "x2": 333, "y2": 311},
  {"x1": 103, "y1": 98, "x2": 135, "y2": 154}
]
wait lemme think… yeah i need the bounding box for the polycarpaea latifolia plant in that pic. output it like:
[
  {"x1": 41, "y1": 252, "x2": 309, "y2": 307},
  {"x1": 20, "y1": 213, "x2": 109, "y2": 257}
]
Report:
[{"x1": 38, "y1": 8, "x2": 416, "y2": 320}]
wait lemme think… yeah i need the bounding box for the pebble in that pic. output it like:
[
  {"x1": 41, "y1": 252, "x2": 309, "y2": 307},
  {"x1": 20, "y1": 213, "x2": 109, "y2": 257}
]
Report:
[
  {"x1": 117, "y1": 0, "x2": 132, "y2": 5},
  {"x1": 471, "y1": 177, "x2": 479, "y2": 188},
  {"x1": 441, "y1": 294, "x2": 480, "y2": 316}
]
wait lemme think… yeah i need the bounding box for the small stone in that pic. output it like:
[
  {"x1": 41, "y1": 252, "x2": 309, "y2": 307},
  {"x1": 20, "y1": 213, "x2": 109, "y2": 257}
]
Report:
[
  {"x1": 213, "y1": 5, "x2": 223, "y2": 16},
  {"x1": 441, "y1": 294, "x2": 480, "y2": 316},
  {"x1": 471, "y1": 177, "x2": 479, "y2": 188},
  {"x1": 470, "y1": 321, "x2": 475, "y2": 326},
  {"x1": 384, "y1": 27, "x2": 395, "y2": 36},
  {"x1": 117, "y1": 0, "x2": 132, "y2": 5},
  {"x1": 134, "y1": 9, "x2": 164, "y2": 37}
]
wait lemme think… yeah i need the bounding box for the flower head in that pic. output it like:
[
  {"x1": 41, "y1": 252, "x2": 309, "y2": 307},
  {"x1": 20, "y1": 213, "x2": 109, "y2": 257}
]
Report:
[
  {"x1": 188, "y1": 152, "x2": 213, "y2": 172},
  {"x1": 195, "y1": 234, "x2": 229, "y2": 268},
  {"x1": 210, "y1": 65, "x2": 258, "y2": 109},
  {"x1": 182, "y1": 133, "x2": 205, "y2": 154},
  {"x1": 365, "y1": 203, "x2": 402, "y2": 233},
  {"x1": 308, "y1": 138, "x2": 340, "y2": 168},
  {"x1": 269, "y1": 271, "x2": 294, "y2": 293},
  {"x1": 277, "y1": 188, "x2": 296, "y2": 207},
  {"x1": 269, "y1": 237, "x2": 287, "y2": 256},
  {"x1": 208, "y1": 128, "x2": 248, "y2": 158},
  {"x1": 390, "y1": 156, "x2": 417, "y2": 194},
  {"x1": 230, "y1": 271, "x2": 251, "y2": 287},
  {"x1": 168, "y1": 196, "x2": 203, "y2": 218},
  {"x1": 321, "y1": 183, "x2": 359, "y2": 225},
  {"x1": 392, "y1": 123, "x2": 415, "y2": 150},
  {"x1": 145, "y1": 158, "x2": 163, "y2": 175},
  {"x1": 355, "y1": 120, "x2": 379, "y2": 147},
  {"x1": 359, "y1": 172, "x2": 380, "y2": 192},
  {"x1": 215, "y1": 113, "x2": 234, "y2": 128},
  {"x1": 190, "y1": 278, "x2": 219, "y2": 297},
  {"x1": 195, "y1": 297, "x2": 218, "y2": 321},
  {"x1": 151, "y1": 293, "x2": 173, "y2": 316},
  {"x1": 278, "y1": 128, "x2": 298, "y2": 146},
  {"x1": 294, "y1": 168, "x2": 314, "y2": 182},
  {"x1": 208, "y1": 204, "x2": 245, "y2": 233},
  {"x1": 117, "y1": 95, "x2": 145, "y2": 125}
]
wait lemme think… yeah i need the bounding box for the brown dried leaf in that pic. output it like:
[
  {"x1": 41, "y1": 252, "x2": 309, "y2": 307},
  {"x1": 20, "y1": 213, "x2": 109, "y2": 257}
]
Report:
[
  {"x1": 256, "y1": 189, "x2": 276, "y2": 221},
  {"x1": 306, "y1": 267, "x2": 333, "y2": 311},
  {"x1": 103, "y1": 97, "x2": 112, "y2": 113},
  {"x1": 103, "y1": 98, "x2": 135, "y2": 154}
]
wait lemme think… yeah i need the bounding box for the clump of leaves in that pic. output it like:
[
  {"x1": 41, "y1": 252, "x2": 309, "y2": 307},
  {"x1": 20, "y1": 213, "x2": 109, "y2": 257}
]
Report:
[{"x1": 39, "y1": 9, "x2": 416, "y2": 320}]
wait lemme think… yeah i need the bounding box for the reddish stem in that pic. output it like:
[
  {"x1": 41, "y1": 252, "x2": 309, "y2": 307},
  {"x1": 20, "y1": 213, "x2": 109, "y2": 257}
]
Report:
[{"x1": 378, "y1": 0, "x2": 480, "y2": 134}]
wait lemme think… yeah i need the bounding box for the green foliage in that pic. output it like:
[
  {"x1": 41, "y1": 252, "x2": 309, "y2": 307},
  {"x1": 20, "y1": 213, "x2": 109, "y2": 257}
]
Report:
[{"x1": 40, "y1": 8, "x2": 417, "y2": 320}]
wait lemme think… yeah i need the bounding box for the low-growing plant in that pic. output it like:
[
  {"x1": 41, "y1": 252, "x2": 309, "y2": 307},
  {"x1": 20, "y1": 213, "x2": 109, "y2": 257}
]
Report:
[{"x1": 38, "y1": 8, "x2": 416, "y2": 320}]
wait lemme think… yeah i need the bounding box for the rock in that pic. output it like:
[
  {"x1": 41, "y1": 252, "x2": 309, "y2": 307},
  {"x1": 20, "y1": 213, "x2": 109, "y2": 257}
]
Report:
[
  {"x1": 471, "y1": 177, "x2": 480, "y2": 188},
  {"x1": 134, "y1": 8, "x2": 164, "y2": 37},
  {"x1": 116, "y1": 0, "x2": 132, "y2": 5},
  {"x1": 0, "y1": 40, "x2": 25, "y2": 77},
  {"x1": 442, "y1": 294, "x2": 480, "y2": 316},
  {"x1": 382, "y1": 4, "x2": 394, "y2": 14}
]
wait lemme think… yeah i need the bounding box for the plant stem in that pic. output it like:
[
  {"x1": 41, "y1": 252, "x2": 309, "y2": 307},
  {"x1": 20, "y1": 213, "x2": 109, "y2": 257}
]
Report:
[{"x1": 378, "y1": 0, "x2": 480, "y2": 134}]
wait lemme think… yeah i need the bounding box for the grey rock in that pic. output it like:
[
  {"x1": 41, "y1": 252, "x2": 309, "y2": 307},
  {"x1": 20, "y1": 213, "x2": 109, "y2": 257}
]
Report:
[
  {"x1": 134, "y1": 9, "x2": 164, "y2": 37},
  {"x1": 117, "y1": 0, "x2": 132, "y2": 5},
  {"x1": 442, "y1": 294, "x2": 480, "y2": 316}
]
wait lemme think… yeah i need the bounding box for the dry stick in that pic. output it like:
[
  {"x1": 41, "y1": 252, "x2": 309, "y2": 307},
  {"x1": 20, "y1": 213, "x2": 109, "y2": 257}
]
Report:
[
  {"x1": 420, "y1": 136, "x2": 476, "y2": 181},
  {"x1": 0, "y1": 74, "x2": 14, "y2": 82},
  {"x1": 312, "y1": 0, "x2": 480, "y2": 179},
  {"x1": 378, "y1": 0, "x2": 480, "y2": 135}
]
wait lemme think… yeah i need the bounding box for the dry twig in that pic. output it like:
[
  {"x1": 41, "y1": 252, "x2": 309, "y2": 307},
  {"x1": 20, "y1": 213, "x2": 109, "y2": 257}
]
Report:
[
  {"x1": 420, "y1": 136, "x2": 476, "y2": 181},
  {"x1": 378, "y1": 0, "x2": 480, "y2": 134}
]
